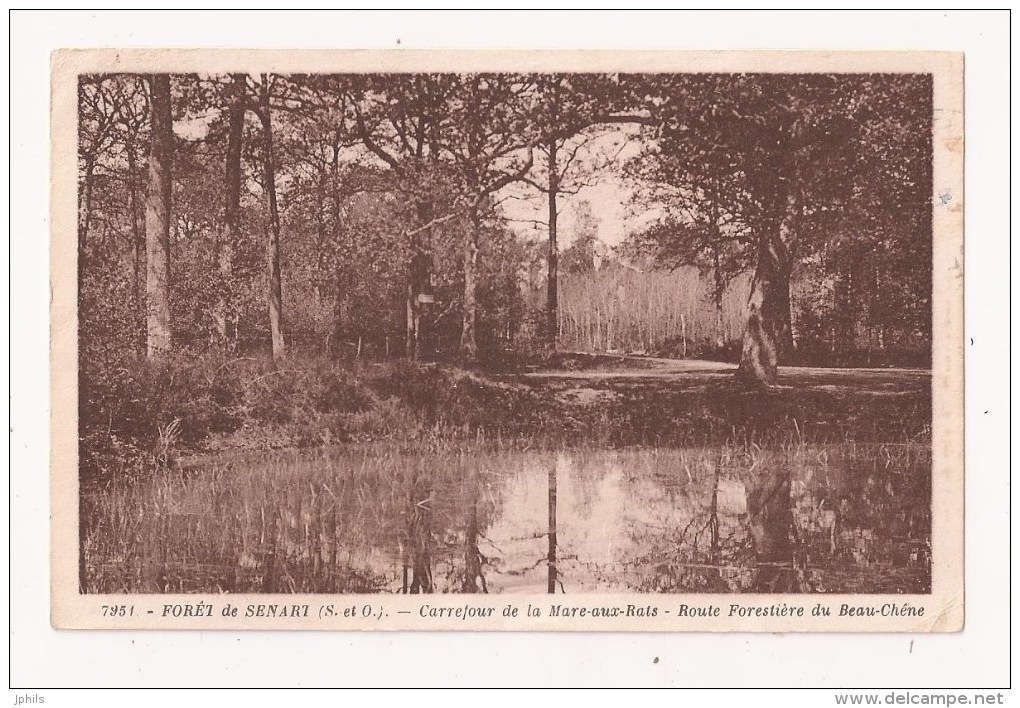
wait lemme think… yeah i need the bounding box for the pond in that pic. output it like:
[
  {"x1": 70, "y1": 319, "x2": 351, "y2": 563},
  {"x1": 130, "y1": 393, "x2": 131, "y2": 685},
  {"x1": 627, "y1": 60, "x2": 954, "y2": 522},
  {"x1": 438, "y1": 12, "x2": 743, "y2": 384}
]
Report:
[{"x1": 82, "y1": 443, "x2": 931, "y2": 594}]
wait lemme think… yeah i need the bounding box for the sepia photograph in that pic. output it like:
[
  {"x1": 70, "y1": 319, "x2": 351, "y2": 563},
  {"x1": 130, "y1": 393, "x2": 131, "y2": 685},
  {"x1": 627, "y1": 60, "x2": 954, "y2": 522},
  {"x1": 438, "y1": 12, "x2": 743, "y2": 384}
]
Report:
[
  {"x1": 49, "y1": 48, "x2": 963, "y2": 632},
  {"x1": 12, "y1": 7, "x2": 1014, "y2": 696}
]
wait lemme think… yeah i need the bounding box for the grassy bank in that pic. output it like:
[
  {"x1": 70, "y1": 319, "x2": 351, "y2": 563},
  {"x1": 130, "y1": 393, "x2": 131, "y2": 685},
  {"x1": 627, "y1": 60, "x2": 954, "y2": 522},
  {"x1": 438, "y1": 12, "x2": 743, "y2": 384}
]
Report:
[
  {"x1": 80, "y1": 355, "x2": 538, "y2": 484},
  {"x1": 80, "y1": 352, "x2": 932, "y2": 485}
]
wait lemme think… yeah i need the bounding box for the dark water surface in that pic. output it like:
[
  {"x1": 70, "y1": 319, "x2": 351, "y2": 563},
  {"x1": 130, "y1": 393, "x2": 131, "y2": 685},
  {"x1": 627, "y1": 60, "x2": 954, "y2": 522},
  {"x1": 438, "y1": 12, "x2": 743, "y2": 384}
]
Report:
[
  {"x1": 84, "y1": 444, "x2": 931, "y2": 594},
  {"x1": 337, "y1": 446, "x2": 931, "y2": 594}
]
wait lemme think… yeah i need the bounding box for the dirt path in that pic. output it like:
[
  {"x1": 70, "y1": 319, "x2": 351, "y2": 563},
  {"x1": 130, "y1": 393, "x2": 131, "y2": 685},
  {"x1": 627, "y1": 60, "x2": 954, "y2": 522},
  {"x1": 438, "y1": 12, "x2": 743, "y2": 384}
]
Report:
[{"x1": 503, "y1": 352, "x2": 930, "y2": 397}]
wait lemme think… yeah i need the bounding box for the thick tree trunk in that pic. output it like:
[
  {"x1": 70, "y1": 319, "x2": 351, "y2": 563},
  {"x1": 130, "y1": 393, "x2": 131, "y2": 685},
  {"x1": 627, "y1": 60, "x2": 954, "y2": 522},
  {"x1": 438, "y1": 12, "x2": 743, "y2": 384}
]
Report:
[
  {"x1": 215, "y1": 73, "x2": 245, "y2": 349},
  {"x1": 144, "y1": 74, "x2": 173, "y2": 361},
  {"x1": 736, "y1": 224, "x2": 793, "y2": 388},
  {"x1": 736, "y1": 157, "x2": 798, "y2": 388},
  {"x1": 736, "y1": 116, "x2": 802, "y2": 387},
  {"x1": 545, "y1": 138, "x2": 559, "y2": 351},
  {"x1": 460, "y1": 209, "x2": 480, "y2": 363},
  {"x1": 259, "y1": 77, "x2": 286, "y2": 359}
]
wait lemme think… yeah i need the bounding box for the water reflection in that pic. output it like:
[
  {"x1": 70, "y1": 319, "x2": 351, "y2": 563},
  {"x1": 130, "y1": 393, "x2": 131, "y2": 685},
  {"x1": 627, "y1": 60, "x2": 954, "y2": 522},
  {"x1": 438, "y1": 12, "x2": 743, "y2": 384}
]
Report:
[
  {"x1": 547, "y1": 459, "x2": 557, "y2": 593},
  {"x1": 96, "y1": 444, "x2": 929, "y2": 594},
  {"x1": 402, "y1": 469, "x2": 434, "y2": 593},
  {"x1": 314, "y1": 445, "x2": 930, "y2": 594}
]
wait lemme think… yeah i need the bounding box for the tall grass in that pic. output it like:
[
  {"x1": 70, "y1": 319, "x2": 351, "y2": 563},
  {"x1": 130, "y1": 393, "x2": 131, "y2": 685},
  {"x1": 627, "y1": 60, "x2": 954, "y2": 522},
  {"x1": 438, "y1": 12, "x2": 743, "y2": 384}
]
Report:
[{"x1": 558, "y1": 266, "x2": 750, "y2": 355}]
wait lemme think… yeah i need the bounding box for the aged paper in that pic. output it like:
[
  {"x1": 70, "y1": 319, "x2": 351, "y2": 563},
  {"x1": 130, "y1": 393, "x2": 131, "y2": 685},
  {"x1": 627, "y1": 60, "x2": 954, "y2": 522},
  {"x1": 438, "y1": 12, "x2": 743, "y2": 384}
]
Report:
[{"x1": 51, "y1": 49, "x2": 963, "y2": 631}]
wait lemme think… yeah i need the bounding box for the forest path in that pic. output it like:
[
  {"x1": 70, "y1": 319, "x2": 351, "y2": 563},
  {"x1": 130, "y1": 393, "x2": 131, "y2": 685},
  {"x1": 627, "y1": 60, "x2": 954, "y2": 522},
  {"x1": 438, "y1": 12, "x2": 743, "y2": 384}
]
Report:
[{"x1": 504, "y1": 352, "x2": 930, "y2": 397}]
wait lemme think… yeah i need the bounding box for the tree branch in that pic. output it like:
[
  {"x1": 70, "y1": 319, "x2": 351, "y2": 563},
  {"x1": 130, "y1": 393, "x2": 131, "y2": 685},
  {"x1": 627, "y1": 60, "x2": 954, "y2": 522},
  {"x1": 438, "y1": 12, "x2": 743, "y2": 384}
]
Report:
[
  {"x1": 403, "y1": 210, "x2": 463, "y2": 239},
  {"x1": 354, "y1": 104, "x2": 403, "y2": 175},
  {"x1": 475, "y1": 148, "x2": 534, "y2": 203}
]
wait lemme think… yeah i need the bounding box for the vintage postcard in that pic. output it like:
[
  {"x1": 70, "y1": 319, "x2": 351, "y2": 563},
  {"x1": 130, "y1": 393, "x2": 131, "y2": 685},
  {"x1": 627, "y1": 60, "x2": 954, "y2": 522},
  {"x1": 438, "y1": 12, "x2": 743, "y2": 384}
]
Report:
[{"x1": 50, "y1": 49, "x2": 963, "y2": 631}]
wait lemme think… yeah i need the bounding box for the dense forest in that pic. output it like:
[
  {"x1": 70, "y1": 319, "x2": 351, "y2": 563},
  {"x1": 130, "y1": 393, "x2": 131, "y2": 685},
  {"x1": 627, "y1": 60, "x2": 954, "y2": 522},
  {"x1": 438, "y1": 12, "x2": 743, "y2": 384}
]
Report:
[
  {"x1": 78, "y1": 71, "x2": 935, "y2": 472},
  {"x1": 79, "y1": 72, "x2": 932, "y2": 381}
]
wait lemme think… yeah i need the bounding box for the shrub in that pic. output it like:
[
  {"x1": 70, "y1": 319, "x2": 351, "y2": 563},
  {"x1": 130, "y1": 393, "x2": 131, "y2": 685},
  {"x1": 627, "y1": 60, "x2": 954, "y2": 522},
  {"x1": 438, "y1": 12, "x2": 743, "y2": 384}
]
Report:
[
  {"x1": 367, "y1": 361, "x2": 446, "y2": 413},
  {"x1": 314, "y1": 372, "x2": 375, "y2": 414}
]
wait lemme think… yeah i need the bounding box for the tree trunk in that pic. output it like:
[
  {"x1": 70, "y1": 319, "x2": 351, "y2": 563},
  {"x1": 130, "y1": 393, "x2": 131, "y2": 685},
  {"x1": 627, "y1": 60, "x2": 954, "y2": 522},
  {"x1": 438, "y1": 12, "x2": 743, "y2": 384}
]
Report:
[
  {"x1": 215, "y1": 73, "x2": 245, "y2": 349},
  {"x1": 126, "y1": 138, "x2": 144, "y2": 355},
  {"x1": 460, "y1": 208, "x2": 480, "y2": 363},
  {"x1": 715, "y1": 299, "x2": 725, "y2": 350},
  {"x1": 711, "y1": 204, "x2": 726, "y2": 349},
  {"x1": 329, "y1": 135, "x2": 344, "y2": 350},
  {"x1": 736, "y1": 114, "x2": 804, "y2": 387},
  {"x1": 736, "y1": 222, "x2": 793, "y2": 388},
  {"x1": 406, "y1": 200, "x2": 434, "y2": 360},
  {"x1": 835, "y1": 249, "x2": 862, "y2": 362},
  {"x1": 259, "y1": 77, "x2": 285, "y2": 359},
  {"x1": 313, "y1": 189, "x2": 326, "y2": 333},
  {"x1": 406, "y1": 276, "x2": 419, "y2": 359},
  {"x1": 144, "y1": 74, "x2": 173, "y2": 361},
  {"x1": 545, "y1": 138, "x2": 559, "y2": 351},
  {"x1": 79, "y1": 157, "x2": 96, "y2": 253}
]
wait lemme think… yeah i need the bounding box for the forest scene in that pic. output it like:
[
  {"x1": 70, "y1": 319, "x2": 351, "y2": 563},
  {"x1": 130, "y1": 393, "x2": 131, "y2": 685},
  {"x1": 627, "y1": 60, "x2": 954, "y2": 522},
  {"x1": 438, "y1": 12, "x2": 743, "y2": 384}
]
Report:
[{"x1": 77, "y1": 70, "x2": 933, "y2": 594}]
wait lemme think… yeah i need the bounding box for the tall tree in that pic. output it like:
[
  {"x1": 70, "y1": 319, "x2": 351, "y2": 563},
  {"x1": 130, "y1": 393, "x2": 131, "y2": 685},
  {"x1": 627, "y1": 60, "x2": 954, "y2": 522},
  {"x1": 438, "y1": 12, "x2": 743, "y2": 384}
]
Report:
[
  {"x1": 521, "y1": 132, "x2": 612, "y2": 350},
  {"x1": 442, "y1": 74, "x2": 538, "y2": 362},
  {"x1": 266, "y1": 74, "x2": 360, "y2": 349},
  {"x1": 733, "y1": 90, "x2": 800, "y2": 387},
  {"x1": 560, "y1": 200, "x2": 601, "y2": 274},
  {"x1": 77, "y1": 77, "x2": 124, "y2": 253},
  {"x1": 545, "y1": 138, "x2": 559, "y2": 351},
  {"x1": 625, "y1": 159, "x2": 754, "y2": 351},
  {"x1": 144, "y1": 74, "x2": 173, "y2": 361},
  {"x1": 353, "y1": 74, "x2": 457, "y2": 359},
  {"x1": 727, "y1": 74, "x2": 929, "y2": 384},
  {"x1": 255, "y1": 75, "x2": 286, "y2": 359},
  {"x1": 355, "y1": 74, "x2": 535, "y2": 362},
  {"x1": 520, "y1": 74, "x2": 638, "y2": 351},
  {"x1": 625, "y1": 74, "x2": 787, "y2": 383},
  {"x1": 624, "y1": 73, "x2": 927, "y2": 386},
  {"x1": 214, "y1": 73, "x2": 247, "y2": 349},
  {"x1": 119, "y1": 92, "x2": 148, "y2": 352}
]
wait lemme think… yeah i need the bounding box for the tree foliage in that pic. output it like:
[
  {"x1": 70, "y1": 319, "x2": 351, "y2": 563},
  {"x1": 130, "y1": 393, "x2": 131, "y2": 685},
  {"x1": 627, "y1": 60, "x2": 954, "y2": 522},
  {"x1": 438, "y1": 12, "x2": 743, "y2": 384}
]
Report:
[{"x1": 78, "y1": 71, "x2": 933, "y2": 385}]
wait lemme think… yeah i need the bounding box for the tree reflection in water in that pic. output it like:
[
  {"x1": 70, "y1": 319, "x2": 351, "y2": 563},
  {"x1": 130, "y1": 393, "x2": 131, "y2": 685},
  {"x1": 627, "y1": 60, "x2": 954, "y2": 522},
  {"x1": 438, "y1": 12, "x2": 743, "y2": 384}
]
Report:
[
  {"x1": 745, "y1": 470, "x2": 800, "y2": 593},
  {"x1": 404, "y1": 469, "x2": 434, "y2": 594},
  {"x1": 548, "y1": 459, "x2": 558, "y2": 594},
  {"x1": 461, "y1": 468, "x2": 488, "y2": 593},
  {"x1": 228, "y1": 445, "x2": 930, "y2": 595}
]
